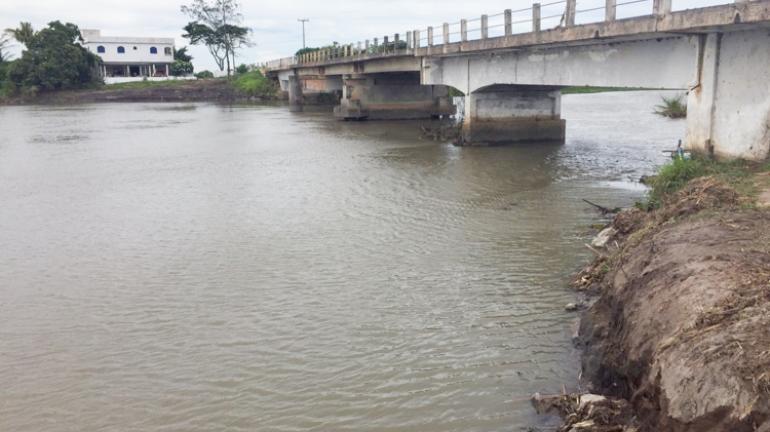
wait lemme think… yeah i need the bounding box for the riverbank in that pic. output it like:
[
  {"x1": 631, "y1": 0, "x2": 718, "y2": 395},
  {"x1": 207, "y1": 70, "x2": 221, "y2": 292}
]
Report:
[
  {"x1": 0, "y1": 75, "x2": 280, "y2": 105},
  {"x1": 540, "y1": 158, "x2": 770, "y2": 431}
]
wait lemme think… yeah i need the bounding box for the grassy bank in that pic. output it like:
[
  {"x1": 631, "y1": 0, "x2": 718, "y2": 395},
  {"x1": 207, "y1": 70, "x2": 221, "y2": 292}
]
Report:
[
  {"x1": 230, "y1": 70, "x2": 278, "y2": 98},
  {"x1": 561, "y1": 86, "x2": 655, "y2": 95},
  {"x1": 642, "y1": 156, "x2": 770, "y2": 209},
  {"x1": 0, "y1": 71, "x2": 281, "y2": 105},
  {"x1": 104, "y1": 79, "x2": 199, "y2": 91},
  {"x1": 105, "y1": 72, "x2": 277, "y2": 98}
]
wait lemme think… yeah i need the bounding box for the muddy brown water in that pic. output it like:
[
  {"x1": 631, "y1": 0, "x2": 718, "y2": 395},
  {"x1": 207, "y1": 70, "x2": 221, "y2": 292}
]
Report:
[{"x1": 0, "y1": 91, "x2": 684, "y2": 432}]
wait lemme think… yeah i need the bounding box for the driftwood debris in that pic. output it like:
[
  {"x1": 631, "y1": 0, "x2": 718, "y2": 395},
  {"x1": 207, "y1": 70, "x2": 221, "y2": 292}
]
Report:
[{"x1": 582, "y1": 199, "x2": 621, "y2": 215}]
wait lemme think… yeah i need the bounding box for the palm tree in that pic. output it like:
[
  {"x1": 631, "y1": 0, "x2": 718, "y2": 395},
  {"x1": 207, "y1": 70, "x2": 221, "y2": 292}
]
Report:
[
  {"x1": 5, "y1": 22, "x2": 35, "y2": 48},
  {"x1": 174, "y1": 46, "x2": 193, "y2": 62},
  {"x1": 0, "y1": 34, "x2": 13, "y2": 62}
]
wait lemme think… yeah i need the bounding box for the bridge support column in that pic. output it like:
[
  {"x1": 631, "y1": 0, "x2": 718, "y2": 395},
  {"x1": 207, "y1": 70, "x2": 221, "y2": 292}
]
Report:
[
  {"x1": 288, "y1": 75, "x2": 343, "y2": 112},
  {"x1": 334, "y1": 73, "x2": 455, "y2": 120},
  {"x1": 460, "y1": 85, "x2": 565, "y2": 146},
  {"x1": 288, "y1": 75, "x2": 303, "y2": 112},
  {"x1": 686, "y1": 30, "x2": 770, "y2": 161}
]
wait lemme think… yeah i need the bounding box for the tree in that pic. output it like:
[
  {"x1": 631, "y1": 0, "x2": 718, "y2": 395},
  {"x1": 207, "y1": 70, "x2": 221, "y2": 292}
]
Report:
[
  {"x1": 174, "y1": 46, "x2": 193, "y2": 63},
  {"x1": 6, "y1": 21, "x2": 101, "y2": 93},
  {"x1": 0, "y1": 34, "x2": 13, "y2": 62},
  {"x1": 219, "y1": 23, "x2": 251, "y2": 72},
  {"x1": 5, "y1": 22, "x2": 35, "y2": 48},
  {"x1": 170, "y1": 46, "x2": 194, "y2": 76},
  {"x1": 170, "y1": 60, "x2": 194, "y2": 76},
  {"x1": 182, "y1": 21, "x2": 226, "y2": 72},
  {"x1": 180, "y1": 0, "x2": 251, "y2": 77}
]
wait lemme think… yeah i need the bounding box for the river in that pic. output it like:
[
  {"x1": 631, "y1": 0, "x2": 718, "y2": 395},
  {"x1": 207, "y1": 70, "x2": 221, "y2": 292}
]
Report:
[{"x1": 0, "y1": 91, "x2": 684, "y2": 432}]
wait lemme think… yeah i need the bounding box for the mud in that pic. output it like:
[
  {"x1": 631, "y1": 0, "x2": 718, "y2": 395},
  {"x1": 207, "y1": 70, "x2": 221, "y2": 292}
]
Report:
[{"x1": 571, "y1": 176, "x2": 770, "y2": 431}]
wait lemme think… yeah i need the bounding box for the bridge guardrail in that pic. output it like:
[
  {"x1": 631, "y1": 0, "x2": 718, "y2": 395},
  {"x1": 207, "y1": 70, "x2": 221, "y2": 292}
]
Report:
[{"x1": 265, "y1": 0, "x2": 735, "y2": 70}]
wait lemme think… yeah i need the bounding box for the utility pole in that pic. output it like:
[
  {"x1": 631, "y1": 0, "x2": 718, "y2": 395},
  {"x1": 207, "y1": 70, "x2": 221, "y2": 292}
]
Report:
[{"x1": 298, "y1": 18, "x2": 309, "y2": 49}]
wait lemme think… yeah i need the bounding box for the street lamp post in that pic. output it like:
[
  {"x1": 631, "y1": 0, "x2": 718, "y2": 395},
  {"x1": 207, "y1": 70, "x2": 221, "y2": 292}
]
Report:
[{"x1": 298, "y1": 18, "x2": 309, "y2": 49}]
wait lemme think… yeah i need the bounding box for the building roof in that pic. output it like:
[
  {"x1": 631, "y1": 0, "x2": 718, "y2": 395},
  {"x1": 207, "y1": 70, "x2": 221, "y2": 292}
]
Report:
[{"x1": 81, "y1": 29, "x2": 174, "y2": 45}]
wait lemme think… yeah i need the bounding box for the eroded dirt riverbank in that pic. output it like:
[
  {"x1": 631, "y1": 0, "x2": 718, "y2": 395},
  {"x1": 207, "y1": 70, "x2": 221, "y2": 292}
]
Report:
[{"x1": 540, "y1": 172, "x2": 770, "y2": 431}]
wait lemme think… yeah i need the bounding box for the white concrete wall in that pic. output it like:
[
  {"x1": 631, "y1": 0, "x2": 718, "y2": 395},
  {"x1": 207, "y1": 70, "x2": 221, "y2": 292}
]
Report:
[
  {"x1": 424, "y1": 36, "x2": 699, "y2": 94},
  {"x1": 473, "y1": 87, "x2": 561, "y2": 119},
  {"x1": 709, "y1": 30, "x2": 770, "y2": 160},
  {"x1": 85, "y1": 41, "x2": 174, "y2": 64},
  {"x1": 686, "y1": 29, "x2": 770, "y2": 160}
]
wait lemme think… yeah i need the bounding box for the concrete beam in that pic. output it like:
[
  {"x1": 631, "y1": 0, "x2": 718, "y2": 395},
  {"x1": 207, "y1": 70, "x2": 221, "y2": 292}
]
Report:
[
  {"x1": 565, "y1": 0, "x2": 576, "y2": 27},
  {"x1": 443, "y1": 23, "x2": 450, "y2": 46},
  {"x1": 653, "y1": 0, "x2": 672, "y2": 16},
  {"x1": 606, "y1": 0, "x2": 617, "y2": 22},
  {"x1": 533, "y1": 4, "x2": 542, "y2": 32},
  {"x1": 423, "y1": 36, "x2": 697, "y2": 93}
]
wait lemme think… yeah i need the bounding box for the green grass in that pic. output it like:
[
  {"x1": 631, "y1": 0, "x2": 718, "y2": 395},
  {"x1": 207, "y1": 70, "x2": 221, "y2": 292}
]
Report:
[
  {"x1": 654, "y1": 94, "x2": 687, "y2": 118},
  {"x1": 642, "y1": 156, "x2": 765, "y2": 209},
  {"x1": 562, "y1": 86, "x2": 652, "y2": 94},
  {"x1": 231, "y1": 70, "x2": 277, "y2": 98},
  {"x1": 104, "y1": 79, "x2": 202, "y2": 90}
]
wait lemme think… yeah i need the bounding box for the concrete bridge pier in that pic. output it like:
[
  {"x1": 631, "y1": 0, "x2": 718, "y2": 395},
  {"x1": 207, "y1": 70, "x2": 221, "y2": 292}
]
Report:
[
  {"x1": 334, "y1": 72, "x2": 455, "y2": 120},
  {"x1": 685, "y1": 30, "x2": 770, "y2": 161},
  {"x1": 287, "y1": 74, "x2": 343, "y2": 112},
  {"x1": 288, "y1": 75, "x2": 303, "y2": 112},
  {"x1": 460, "y1": 85, "x2": 566, "y2": 146}
]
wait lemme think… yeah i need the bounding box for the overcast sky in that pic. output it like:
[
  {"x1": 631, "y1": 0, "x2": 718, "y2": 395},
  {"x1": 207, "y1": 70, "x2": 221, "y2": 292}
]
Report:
[{"x1": 1, "y1": 0, "x2": 728, "y2": 72}]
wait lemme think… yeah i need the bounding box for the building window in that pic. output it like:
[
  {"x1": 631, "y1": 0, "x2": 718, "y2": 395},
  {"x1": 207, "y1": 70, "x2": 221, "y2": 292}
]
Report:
[
  {"x1": 97, "y1": 46, "x2": 105, "y2": 53},
  {"x1": 150, "y1": 47, "x2": 158, "y2": 54},
  {"x1": 164, "y1": 47, "x2": 172, "y2": 56},
  {"x1": 117, "y1": 46, "x2": 125, "y2": 54},
  {"x1": 133, "y1": 46, "x2": 137, "y2": 50}
]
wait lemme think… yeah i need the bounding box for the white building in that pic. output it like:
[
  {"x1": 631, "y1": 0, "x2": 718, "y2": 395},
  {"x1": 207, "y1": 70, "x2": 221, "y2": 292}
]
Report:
[{"x1": 81, "y1": 29, "x2": 176, "y2": 81}]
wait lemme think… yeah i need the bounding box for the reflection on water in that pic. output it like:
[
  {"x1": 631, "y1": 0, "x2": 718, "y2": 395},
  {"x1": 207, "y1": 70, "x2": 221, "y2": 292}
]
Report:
[{"x1": 0, "y1": 91, "x2": 684, "y2": 432}]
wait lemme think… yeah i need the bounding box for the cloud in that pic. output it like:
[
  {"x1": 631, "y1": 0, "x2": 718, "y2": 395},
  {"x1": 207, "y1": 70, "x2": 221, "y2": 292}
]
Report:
[{"x1": 1, "y1": 0, "x2": 729, "y2": 72}]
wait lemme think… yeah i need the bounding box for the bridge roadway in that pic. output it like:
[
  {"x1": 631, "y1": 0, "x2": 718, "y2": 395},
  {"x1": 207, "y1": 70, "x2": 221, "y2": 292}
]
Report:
[{"x1": 265, "y1": 0, "x2": 770, "y2": 160}]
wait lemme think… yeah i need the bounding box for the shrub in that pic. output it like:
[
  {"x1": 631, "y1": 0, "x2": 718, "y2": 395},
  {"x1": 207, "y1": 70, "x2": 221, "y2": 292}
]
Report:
[
  {"x1": 295, "y1": 47, "x2": 320, "y2": 56},
  {"x1": 232, "y1": 70, "x2": 276, "y2": 98},
  {"x1": 195, "y1": 70, "x2": 214, "y2": 79},
  {"x1": 655, "y1": 94, "x2": 687, "y2": 119},
  {"x1": 235, "y1": 64, "x2": 249, "y2": 75},
  {"x1": 170, "y1": 60, "x2": 194, "y2": 76},
  {"x1": 0, "y1": 61, "x2": 10, "y2": 98}
]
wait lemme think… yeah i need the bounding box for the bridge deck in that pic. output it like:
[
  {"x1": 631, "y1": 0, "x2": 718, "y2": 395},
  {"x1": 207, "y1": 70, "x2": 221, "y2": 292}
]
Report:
[{"x1": 265, "y1": 0, "x2": 770, "y2": 72}]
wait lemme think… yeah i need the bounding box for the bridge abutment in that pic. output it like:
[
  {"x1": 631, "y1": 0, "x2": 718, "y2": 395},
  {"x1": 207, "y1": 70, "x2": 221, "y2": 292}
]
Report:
[
  {"x1": 460, "y1": 86, "x2": 565, "y2": 146},
  {"x1": 334, "y1": 73, "x2": 455, "y2": 120},
  {"x1": 685, "y1": 30, "x2": 770, "y2": 161}
]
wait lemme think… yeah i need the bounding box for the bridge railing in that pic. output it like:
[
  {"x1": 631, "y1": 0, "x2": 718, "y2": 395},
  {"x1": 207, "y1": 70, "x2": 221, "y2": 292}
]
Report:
[{"x1": 272, "y1": 0, "x2": 735, "y2": 69}]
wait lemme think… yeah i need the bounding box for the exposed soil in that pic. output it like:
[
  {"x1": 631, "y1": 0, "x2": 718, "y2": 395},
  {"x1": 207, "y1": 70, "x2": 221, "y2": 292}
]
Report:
[
  {"x1": 566, "y1": 176, "x2": 770, "y2": 431},
  {"x1": 1, "y1": 79, "x2": 277, "y2": 105}
]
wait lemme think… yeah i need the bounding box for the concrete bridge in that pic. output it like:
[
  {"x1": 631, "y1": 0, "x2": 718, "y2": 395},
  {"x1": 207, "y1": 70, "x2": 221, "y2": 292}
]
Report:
[{"x1": 264, "y1": 0, "x2": 770, "y2": 161}]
